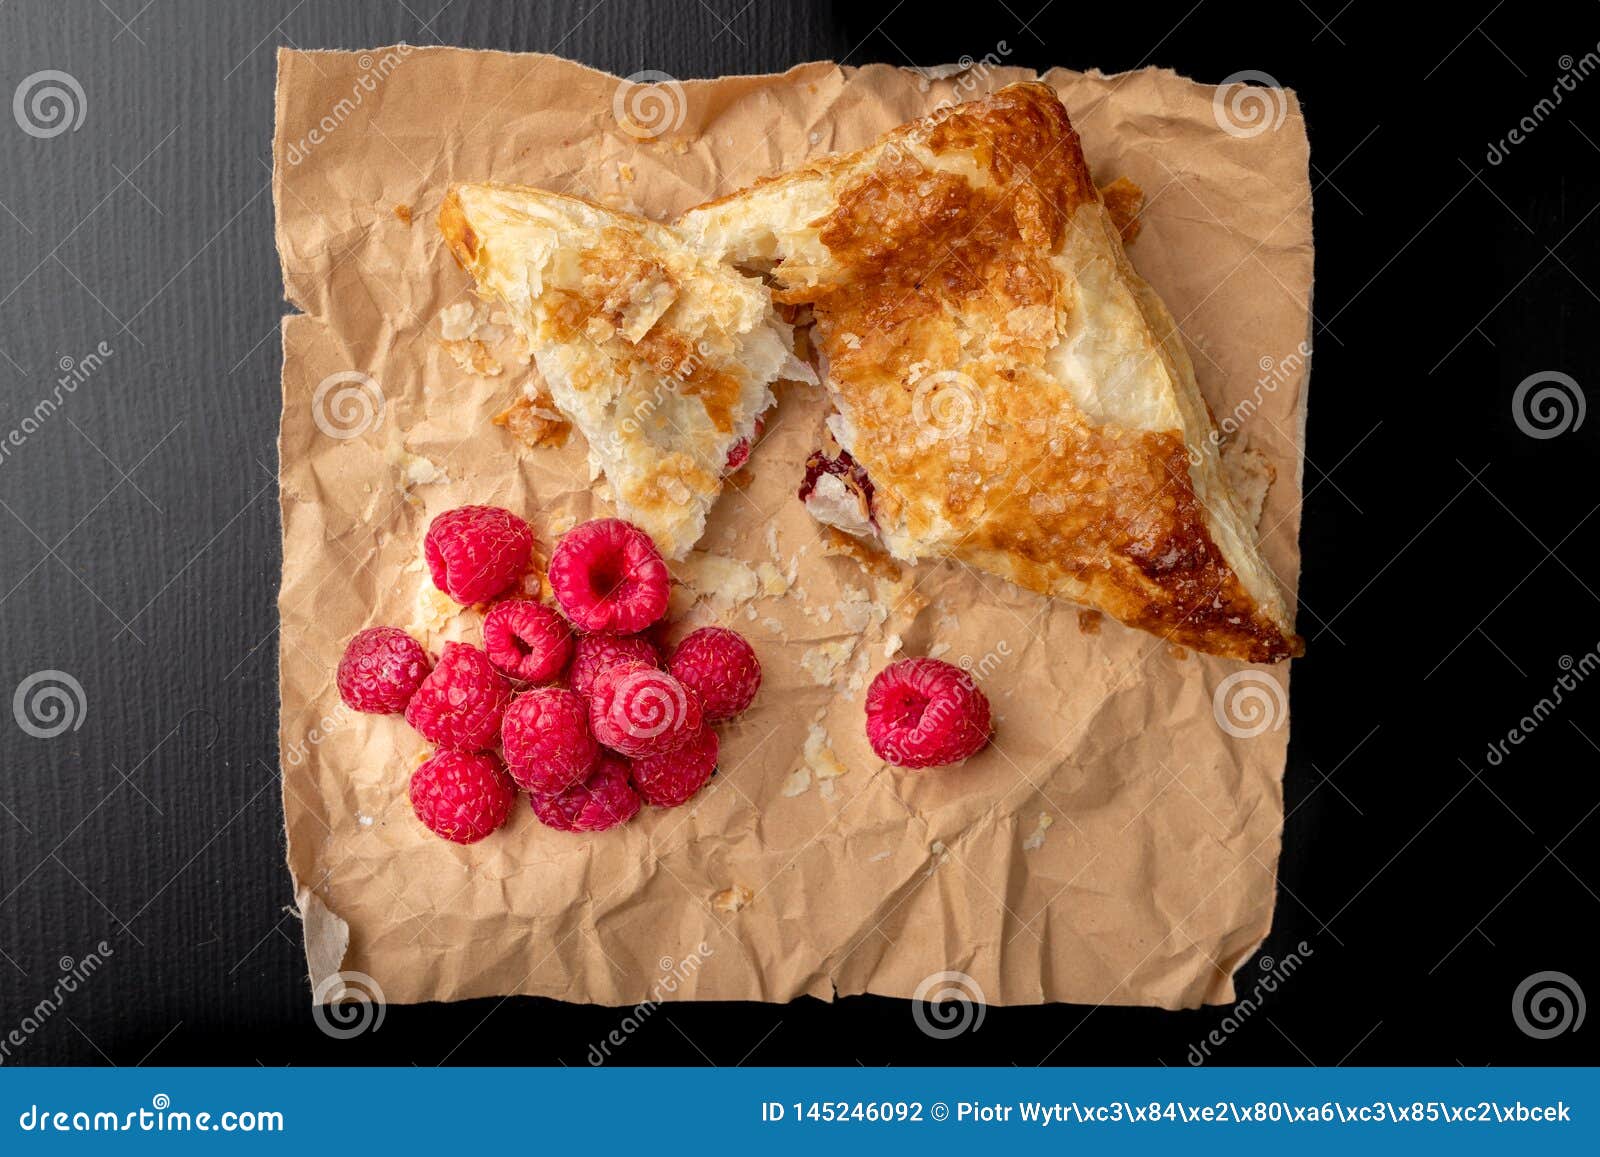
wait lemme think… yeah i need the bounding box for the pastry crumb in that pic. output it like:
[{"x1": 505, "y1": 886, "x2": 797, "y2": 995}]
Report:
[
  {"x1": 438, "y1": 301, "x2": 481, "y2": 341},
  {"x1": 819, "y1": 526, "x2": 901, "y2": 580},
  {"x1": 755, "y1": 561, "x2": 789, "y2": 597},
  {"x1": 1077, "y1": 609, "x2": 1103, "y2": 635},
  {"x1": 1022, "y1": 812, "x2": 1054, "y2": 851},
  {"x1": 392, "y1": 204, "x2": 412, "y2": 224},
  {"x1": 711, "y1": 884, "x2": 752, "y2": 913},
  {"x1": 672, "y1": 551, "x2": 760, "y2": 610},
  {"x1": 410, "y1": 584, "x2": 464, "y2": 639},
  {"x1": 804, "y1": 723, "x2": 847, "y2": 780},
  {"x1": 1222, "y1": 442, "x2": 1275, "y2": 529},
  {"x1": 801, "y1": 639, "x2": 856, "y2": 686},
  {"x1": 493, "y1": 392, "x2": 570, "y2": 449},
  {"x1": 441, "y1": 337, "x2": 502, "y2": 377},
  {"x1": 1099, "y1": 176, "x2": 1145, "y2": 243},
  {"x1": 384, "y1": 433, "x2": 448, "y2": 491}
]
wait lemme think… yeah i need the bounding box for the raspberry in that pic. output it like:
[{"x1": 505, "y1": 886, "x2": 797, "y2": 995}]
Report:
[
  {"x1": 548, "y1": 518, "x2": 670, "y2": 634},
  {"x1": 864, "y1": 657, "x2": 992, "y2": 769},
  {"x1": 529, "y1": 752, "x2": 640, "y2": 833},
  {"x1": 588, "y1": 662, "x2": 703, "y2": 758},
  {"x1": 668, "y1": 627, "x2": 761, "y2": 721},
  {"x1": 568, "y1": 633, "x2": 660, "y2": 700},
  {"x1": 336, "y1": 626, "x2": 431, "y2": 714},
  {"x1": 482, "y1": 599, "x2": 573, "y2": 683},
  {"x1": 632, "y1": 726, "x2": 718, "y2": 807},
  {"x1": 424, "y1": 505, "x2": 534, "y2": 604},
  {"x1": 403, "y1": 642, "x2": 510, "y2": 752},
  {"x1": 408, "y1": 751, "x2": 517, "y2": 844},
  {"x1": 501, "y1": 686, "x2": 598, "y2": 794}
]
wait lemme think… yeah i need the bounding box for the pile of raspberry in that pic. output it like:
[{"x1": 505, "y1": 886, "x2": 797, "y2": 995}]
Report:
[{"x1": 336, "y1": 508, "x2": 763, "y2": 844}]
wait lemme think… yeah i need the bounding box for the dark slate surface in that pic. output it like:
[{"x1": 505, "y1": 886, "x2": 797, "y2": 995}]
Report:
[{"x1": 1, "y1": 0, "x2": 1595, "y2": 1065}]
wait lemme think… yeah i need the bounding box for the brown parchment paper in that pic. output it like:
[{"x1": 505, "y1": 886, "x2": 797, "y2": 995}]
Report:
[{"x1": 274, "y1": 48, "x2": 1312, "y2": 1011}]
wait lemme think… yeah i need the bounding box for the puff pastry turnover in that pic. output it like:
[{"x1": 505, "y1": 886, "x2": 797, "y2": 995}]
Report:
[
  {"x1": 678, "y1": 83, "x2": 1302, "y2": 662},
  {"x1": 439, "y1": 184, "x2": 802, "y2": 559}
]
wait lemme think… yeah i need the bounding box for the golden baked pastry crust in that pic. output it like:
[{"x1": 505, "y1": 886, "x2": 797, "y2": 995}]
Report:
[{"x1": 679, "y1": 83, "x2": 1302, "y2": 662}]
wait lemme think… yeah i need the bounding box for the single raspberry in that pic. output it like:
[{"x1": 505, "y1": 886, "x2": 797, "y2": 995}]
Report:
[
  {"x1": 403, "y1": 642, "x2": 510, "y2": 752},
  {"x1": 529, "y1": 752, "x2": 641, "y2": 833},
  {"x1": 631, "y1": 726, "x2": 718, "y2": 807},
  {"x1": 588, "y1": 662, "x2": 703, "y2": 758},
  {"x1": 336, "y1": 626, "x2": 431, "y2": 714},
  {"x1": 864, "y1": 657, "x2": 992, "y2": 769},
  {"x1": 668, "y1": 627, "x2": 761, "y2": 721},
  {"x1": 408, "y1": 750, "x2": 517, "y2": 844},
  {"x1": 424, "y1": 505, "x2": 534, "y2": 604},
  {"x1": 547, "y1": 518, "x2": 670, "y2": 634},
  {"x1": 482, "y1": 599, "x2": 573, "y2": 683},
  {"x1": 568, "y1": 633, "x2": 660, "y2": 699},
  {"x1": 501, "y1": 686, "x2": 598, "y2": 794}
]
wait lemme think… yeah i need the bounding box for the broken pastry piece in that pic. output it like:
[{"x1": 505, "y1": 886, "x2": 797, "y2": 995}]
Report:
[
  {"x1": 678, "y1": 83, "x2": 1302, "y2": 662},
  {"x1": 439, "y1": 184, "x2": 804, "y2": 559}
]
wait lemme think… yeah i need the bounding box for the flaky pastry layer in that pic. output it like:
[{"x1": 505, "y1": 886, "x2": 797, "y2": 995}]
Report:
[{"x1": 440, "y1": 184, "x2": 796, "y2": 558}]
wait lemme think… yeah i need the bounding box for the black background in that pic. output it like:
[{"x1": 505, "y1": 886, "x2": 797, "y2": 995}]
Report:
[{"x1": 1, "y1": 0, "x2": 1597, "y2": 1067}]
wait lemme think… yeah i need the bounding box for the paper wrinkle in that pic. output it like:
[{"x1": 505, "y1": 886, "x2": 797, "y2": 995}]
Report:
[{"x1": 275, "y1": 49, "x2": 1309, "y2": 1009}]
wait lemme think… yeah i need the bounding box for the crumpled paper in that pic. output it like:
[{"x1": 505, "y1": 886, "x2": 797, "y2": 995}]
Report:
[{"x1": 273, "y1": 48, "x2": 1311, "y2": 1009}]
